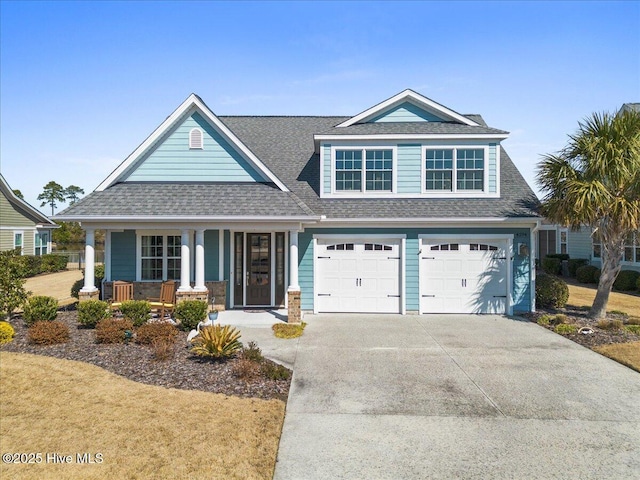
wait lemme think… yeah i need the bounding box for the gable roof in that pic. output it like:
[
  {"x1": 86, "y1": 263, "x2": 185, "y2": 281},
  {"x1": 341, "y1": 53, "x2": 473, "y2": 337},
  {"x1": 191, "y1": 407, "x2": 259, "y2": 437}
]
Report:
[
  {"x1": 96, "y1": 94, "x2": 289, "y2": 192},
  {"x1": 336, "y1": 89, "x2": 481, "y2": 128},
  {"x1": 0, "y1": 174, "x2": 57, "y2": 227},
  {"x1": 620, "y1": 103, "x2": 640, "y2": 113}
]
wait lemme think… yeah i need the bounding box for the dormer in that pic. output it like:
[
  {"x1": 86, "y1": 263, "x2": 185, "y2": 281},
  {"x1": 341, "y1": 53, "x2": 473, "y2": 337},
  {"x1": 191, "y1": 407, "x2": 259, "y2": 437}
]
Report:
[{"x1": 314, "y1": 90, "x2": 508, "y2": 199}]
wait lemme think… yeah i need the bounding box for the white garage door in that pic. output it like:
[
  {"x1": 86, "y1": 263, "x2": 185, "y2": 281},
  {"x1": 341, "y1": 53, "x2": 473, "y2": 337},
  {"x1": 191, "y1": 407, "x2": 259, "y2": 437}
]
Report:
[
  {"x1": 420, "y1": 240, "x2": 508, "y2": 314},
  {"x1": 316, "y1": 239, "x2": 401, "y2": 313}
]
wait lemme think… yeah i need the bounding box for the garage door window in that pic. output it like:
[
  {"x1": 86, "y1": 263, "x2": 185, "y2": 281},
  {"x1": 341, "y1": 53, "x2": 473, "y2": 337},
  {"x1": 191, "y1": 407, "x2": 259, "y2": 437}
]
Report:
[
  {"x1": 470, "y1": 243, "x2": 498, "y2": 251},
  {"x1": 364, "y1": 243, "x2": 392, "y2": 251},
  {"x1": 326, "y1": 243, "x2": 354, "y2": 251},
  {"x1": 430, "y1": 243, "x2": 459, "y2": 251}
]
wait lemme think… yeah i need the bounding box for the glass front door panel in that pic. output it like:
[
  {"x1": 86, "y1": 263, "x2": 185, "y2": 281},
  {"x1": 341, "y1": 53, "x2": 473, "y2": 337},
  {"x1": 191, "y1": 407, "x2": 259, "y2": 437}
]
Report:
[{"x1": 247, "y1": 234, "x2": 271, "y2": 305}]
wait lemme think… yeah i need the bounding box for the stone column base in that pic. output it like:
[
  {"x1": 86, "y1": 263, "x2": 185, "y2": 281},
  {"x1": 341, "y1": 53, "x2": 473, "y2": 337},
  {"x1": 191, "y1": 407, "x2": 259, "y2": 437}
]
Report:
[
  {"x1": 78, "y1": 289, "x2": 100, "y2": 302},
  {"x1": 287, "y1": 290, "x2": 301, "y2": 324},
  {"x1": 176, "y1": 290, "x2": 209, "y2": 304}
]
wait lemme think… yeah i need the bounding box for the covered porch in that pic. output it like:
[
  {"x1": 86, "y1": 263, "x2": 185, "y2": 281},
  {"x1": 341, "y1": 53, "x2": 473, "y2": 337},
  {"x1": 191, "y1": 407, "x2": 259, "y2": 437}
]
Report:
[{"x1": 79, "y1": 223, "x2": 303, "y2": 323}]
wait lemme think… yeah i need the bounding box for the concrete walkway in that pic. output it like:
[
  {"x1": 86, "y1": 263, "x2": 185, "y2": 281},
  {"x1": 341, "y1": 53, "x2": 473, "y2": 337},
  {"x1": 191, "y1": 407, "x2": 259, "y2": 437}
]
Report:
[{"x1": 271, "y1": 314, "x2": 640, "y2": 479}]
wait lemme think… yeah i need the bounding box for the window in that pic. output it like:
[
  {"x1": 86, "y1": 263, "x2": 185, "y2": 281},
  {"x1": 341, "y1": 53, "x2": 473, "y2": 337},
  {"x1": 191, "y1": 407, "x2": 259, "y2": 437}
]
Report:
[
  {"x1": 13, "y1": 232, "x2": 23, "y2": 252},
  {"x1": 470, "y1": 244, "x2": 498, "y2": 251},
  {"x1": 430, "y1": 243, "x2": 459, "y2": 251},
  {"x1": 35, "y1": 233, "x2": 48, "y2": 255},
  {"x1": 364, "y1": 243, "x2": 393, "y2": 251},
  {"x1": 189, "y1": 128, "x2": 203, "y2": 149},
  {"x1": 141, "y1": 235, "x2": 181, "y2": 280},
  {"x1": 559, "y1": 229, "x2": 568, "y2": 254},
  {"x1": 424, "y1": 147, "x2": 485, "y2": 192},
  {"x1": 335, "y1": 148, "x2": 393, "y2": 193},
  {"x1": 326, "y1": 243, "x2": 354, "y2": 251}
]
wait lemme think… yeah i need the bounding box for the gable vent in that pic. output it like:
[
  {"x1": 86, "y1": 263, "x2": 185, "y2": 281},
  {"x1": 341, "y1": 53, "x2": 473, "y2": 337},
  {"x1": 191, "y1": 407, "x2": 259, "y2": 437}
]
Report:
[{"x1": 189, "y1": 128, "x2": 203, "y2": 149}]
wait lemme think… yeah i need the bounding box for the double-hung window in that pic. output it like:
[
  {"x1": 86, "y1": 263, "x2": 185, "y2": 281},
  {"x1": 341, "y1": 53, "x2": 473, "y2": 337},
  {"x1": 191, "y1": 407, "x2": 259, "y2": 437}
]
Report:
[
  {"x1": 141, "y1": 235, "x2": 181, "y2": 280},
  {"x1": 335, "y1": 148, "x2": 393, "y2": 193},
  {"x1": 35, "y1": 233, "x2": 48, "y2": 255},
  {"x1": 13, "y1": 232, "x2": 23, "y2": 252},
  {"x1": 424, "y1": 147, "x2": 485, "y2": 193}
]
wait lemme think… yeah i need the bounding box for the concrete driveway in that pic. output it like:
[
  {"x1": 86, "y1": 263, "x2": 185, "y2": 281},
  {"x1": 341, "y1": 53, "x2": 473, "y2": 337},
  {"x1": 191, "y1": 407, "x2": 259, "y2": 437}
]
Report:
[{"x1": 272, "y1": 314, "x2": 640, "y2": 480}]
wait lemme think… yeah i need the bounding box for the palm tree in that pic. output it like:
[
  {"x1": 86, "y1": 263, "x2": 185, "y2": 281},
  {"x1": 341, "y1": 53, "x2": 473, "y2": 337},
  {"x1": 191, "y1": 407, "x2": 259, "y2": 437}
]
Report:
[{"x1": 537, "y1": 109, "x2": 640, "y2": 319}]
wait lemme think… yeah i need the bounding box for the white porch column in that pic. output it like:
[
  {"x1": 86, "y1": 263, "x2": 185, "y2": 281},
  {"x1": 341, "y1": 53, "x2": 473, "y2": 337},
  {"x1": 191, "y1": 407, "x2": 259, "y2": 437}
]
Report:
[
  {"x1": 178, "y1": 229, "x2": 192, "y2": 292},
  {"x1": 194, "y1": 229, "x2": 206, "y2": 292},
  {"x1": 288, "y1": 230, "x2": 300, "y2": 291},
  {"x1": 81, "y1": 228, "x2": 98, "y2": 292}
]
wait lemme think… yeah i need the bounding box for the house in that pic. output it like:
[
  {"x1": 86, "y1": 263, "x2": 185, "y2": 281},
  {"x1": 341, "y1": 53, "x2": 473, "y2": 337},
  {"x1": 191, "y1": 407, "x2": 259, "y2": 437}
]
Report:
[
  {"x1": 55, "y1": 89, "x2": 541, "y2": 319},
  {"x1": 537, "y1": 103, "x2": 640, "y2": 274},
  {"x1": 0, "y1": 173, "x2": 56, "y2": 255}
]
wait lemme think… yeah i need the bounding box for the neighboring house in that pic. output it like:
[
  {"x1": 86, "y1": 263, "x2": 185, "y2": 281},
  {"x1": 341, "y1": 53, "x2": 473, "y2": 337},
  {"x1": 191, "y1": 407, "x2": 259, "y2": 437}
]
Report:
[
  {"x1": 0, "y1": 174, "x2": 57, "y2": 255},
  {"x1": 55, "y1": 89, "x2": 540, "y2": 318},
  {"x1": 538, "y1": 103, "x2": 640, "y2": 273}
]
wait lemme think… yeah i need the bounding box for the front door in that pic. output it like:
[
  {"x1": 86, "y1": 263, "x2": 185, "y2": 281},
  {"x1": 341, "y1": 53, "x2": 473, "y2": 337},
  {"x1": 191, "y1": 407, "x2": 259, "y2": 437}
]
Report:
[{"x1": 246, "y1": 233, "x2": 271, "y2": 305}]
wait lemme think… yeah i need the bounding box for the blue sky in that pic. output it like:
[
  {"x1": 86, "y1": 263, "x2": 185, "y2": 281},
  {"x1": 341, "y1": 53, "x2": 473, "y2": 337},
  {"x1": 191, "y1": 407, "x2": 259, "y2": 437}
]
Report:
[{"x1": 1, "y1": 0, "x2": 638, "y2": 213}]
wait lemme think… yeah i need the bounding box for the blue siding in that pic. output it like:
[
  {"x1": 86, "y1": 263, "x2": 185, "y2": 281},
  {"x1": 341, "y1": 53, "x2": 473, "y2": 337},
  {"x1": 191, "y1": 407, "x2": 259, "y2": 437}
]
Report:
[
  {"x1": 489, "y1": 144, "x2": 497, "y2": 193},
  {"x1": 323, "y1": 144, "x2": 331, "y2": 194},
  {"x1": 204, "y1": 230, "x2": 220, "y2": 281},
  {"x1": 223, "y1": 230, "x2": 231, "y2": 308},
  {"x1": 299, "y1": 227, "x2": 533, "y2": 312},
  {"x1": 111, "y1": 230, "x2": 136, "y2": 281},
  {"x1": 125, "y1": 112, "x2": 265, "y2": 182},
  {"x1": 397, "y1": 144, "x2": 422, "y2": 193},
  {"x1": 370, "y1": 102, "x2": 445, "y2": 123}
]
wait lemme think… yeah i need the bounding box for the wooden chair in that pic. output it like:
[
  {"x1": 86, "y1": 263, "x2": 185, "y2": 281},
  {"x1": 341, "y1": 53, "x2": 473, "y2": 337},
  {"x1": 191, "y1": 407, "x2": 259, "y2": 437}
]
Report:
[
  {"x1": 149, "y1": 280, "x2": 176, "y2": 319},
  {"x1": 109, "y1": 281, "x2": 134, "y2": 311}
]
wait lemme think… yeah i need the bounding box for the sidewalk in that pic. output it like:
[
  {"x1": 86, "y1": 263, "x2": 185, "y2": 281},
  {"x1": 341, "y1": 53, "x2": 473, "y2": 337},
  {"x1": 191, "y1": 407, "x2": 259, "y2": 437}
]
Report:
[{"x1": 24, "y1": 270, "x2": 83, "y2": 307}]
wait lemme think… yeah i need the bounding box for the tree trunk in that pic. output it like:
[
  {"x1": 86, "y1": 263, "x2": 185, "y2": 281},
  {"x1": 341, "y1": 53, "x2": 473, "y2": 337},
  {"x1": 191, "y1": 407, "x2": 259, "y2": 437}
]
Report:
[
  {"x1": 589, "y1": 229, "x2": 624, "y2": 319},
  {"x1": 590, "y1": 267, "x2": 617, "y2": 319}
]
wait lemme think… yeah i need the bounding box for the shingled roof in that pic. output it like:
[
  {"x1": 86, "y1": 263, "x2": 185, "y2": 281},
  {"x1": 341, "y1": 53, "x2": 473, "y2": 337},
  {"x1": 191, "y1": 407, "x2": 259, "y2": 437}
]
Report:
[{"x1": 58, "y1": 113, "x2": 539, "y2": 221}]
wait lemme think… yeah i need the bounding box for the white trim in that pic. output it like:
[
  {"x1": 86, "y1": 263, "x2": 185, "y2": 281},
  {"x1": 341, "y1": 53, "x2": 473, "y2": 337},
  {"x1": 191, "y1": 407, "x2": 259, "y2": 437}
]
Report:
[
  {"x1": 13, "y1": 231, "x2": 24, "y2": 253},
  {"x1": 135, "y1": 231, "x2": 182, "y2": 282},
  {"x1": 315, "y1": 134, "x2": 508, "y2": 142},
  {"x1": 96, "y1": 94, "x2": 289, "y2": 192},
  {"x1": 284, "y1": 231, "x2": 289, "y2": 309},
  {"x1": 336, "y1": 89, "x2": 481, "y2": 127},
  {"x1": 270, "y1": 232, "x2": 276, "y2": 307},
  {"x1": 401, "y1": 237, "x2": 406, "y2": 315},
  {"x1": 0, "y1": 174, "x2": 57, "y2": 227},
  {"x1": 418, "y1": 234, "x2": 514, "y2": 315},
  {"x1": 312, "y1": 237, "x2": 318, "y2": 314},
  {"x1": 0, "y1": 226, "x2": 38, "y2": 231},
  {"x1": 229, "y1": 231, "x2": 235, "y2": 308},
  {"x1": 218, "y1": 229, "x2": 224, "y2": 281},
  {"x1": 329, "y1": 145, "x2": 398, "y2": 196},
  {"x1": 422, "y1": 145, "x2": 491, "y2": 196}
]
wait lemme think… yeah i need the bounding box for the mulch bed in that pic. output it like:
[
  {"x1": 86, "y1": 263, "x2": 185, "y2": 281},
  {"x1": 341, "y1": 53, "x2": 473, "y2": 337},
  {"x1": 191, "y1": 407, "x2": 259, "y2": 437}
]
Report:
[
  {"x1": 1, "y1": 307, "x2": 291, "y2": 402},
  {"x1": 523, "y1": 307, "x2": 640, "y2": 348}
]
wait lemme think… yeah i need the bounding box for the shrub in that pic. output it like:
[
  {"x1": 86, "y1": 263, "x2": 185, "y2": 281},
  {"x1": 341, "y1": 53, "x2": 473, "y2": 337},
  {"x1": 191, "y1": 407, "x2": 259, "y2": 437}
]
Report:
[
  {"x1": 541, "y1": 257, "x2": 562, "y2": 275},
  {"x1": 554, "y1": 324, "x2": 577, "y2": 335},
  {"x1": 0, "y1": 249, "x2": 30, "y2": 320},
  {"x1": 546, "y1": 253, "x2": 570, "y2": 261},
  {"x1": 70, "y1": 279, "x2": 84, "y2": 299},
  {"x1": 568, "y1": 259, "x2": 589, "y2": 277},
  {"x1": 77, "y1": 300, "x2": 110, "y2": 328},
  {"x1": 150, "y1": 337, "x2": 176, "y2": 361},
  {"x1": 535, "y1": 273, "x2": 569, "y2": 308},
  {"x1": 120, "y1": 300, "x2": 151, "y2": 327},
  {"x1": 232, "y1": 357, "x2": 262, "y2": 380},
  {"x1": 537, "y1": 315, "x2": 552, "y2": 326},
  {"x1": 613, "y1": 270, "x2": 640, "y2": 292},
  {"x1": 95, "y1": 318, "x2": 134, "y2": 344},
  {"x1": 624, "y1": 325, "x2": 640, "y2": 335},
  {"x1": 596, "y1": 319, "x2": 623, "y2": 331},
  {"x1": 637, "y1": 276, "x2": 640, "y2": 292},
  {"x1": 576, "y1": 265, "x2": 599, "y2": 284},
  {"x1": 190, "y1": 324, "x2": 242, "y2": 358},
  {"x1": 27, "y1": 320, "x2": 69, "y2": 345},
  {"x1": 549, "y1": 314, "x2": 567, "y2": 326},
  {"x1": 0, "y1": 321, "x2": 15, "y2": 344},
  {"x1": 22, "y1": 296, "x2": 58, "y2": 326},
  {"x1": 135, "y1": 321, "x2": 178, "y2": 346},
  {"x1": 241, "y1": 341, "x2": 264, "y2": 363},
  {"x1": 175, "y1": 300, "x2": 208, "y2": 331},
  {"x1": 40, "y1": 254, "x2": 68, "y2": 273},
  {"x1": 261, "y1": 361, "x2": 291, "y2": 380},
  {"x1": 593, "y1": 268, "x2": 601, "y2": 283},
  {"x1": 272, "y1": 322, "x2": 307, "y2": 339},
  {"x1": 19, "y1": 255, "x2": 42, "y2": 277},
  {"x1": 625, "y1": 316, "x2": 640, "y2": 326}
]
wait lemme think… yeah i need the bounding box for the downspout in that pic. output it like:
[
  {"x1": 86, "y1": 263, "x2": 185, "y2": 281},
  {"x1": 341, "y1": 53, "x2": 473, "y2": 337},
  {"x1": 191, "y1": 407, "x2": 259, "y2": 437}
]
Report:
[{"x1": 530, "y1": 220, "x2": 541, "y2": 312}]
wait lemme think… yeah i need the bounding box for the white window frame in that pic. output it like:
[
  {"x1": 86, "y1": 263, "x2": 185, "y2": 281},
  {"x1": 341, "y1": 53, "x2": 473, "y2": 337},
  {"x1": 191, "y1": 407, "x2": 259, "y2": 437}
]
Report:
[
  {"x1": 136, "y1": 231, "x2": 182, "y2": 281},
  {"x1": 13, "y1": 231, "x2": 24, "y2": 253},
  {"x1": 558, "y1": 228, "x2": 568, "y2": 255},
  {"x1": 421, "y1": 145, "x2": 490, "y2": 197},
  {"x1": 330, "y1": 146, "x2": 397, "y2": 196},
  {"x1": 189, "y1": 127, "x2": 204, "y2": 149},
  {"x1": 35, "y1": 232, "x2": 49, "y2": 255}
]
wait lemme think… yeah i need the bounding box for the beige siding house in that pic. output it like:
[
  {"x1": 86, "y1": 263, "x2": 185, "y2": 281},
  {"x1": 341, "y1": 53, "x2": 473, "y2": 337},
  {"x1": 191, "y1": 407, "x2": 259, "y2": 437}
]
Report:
[{"x1": 0, "y1": 174, "x2": 57, "y2": 255}]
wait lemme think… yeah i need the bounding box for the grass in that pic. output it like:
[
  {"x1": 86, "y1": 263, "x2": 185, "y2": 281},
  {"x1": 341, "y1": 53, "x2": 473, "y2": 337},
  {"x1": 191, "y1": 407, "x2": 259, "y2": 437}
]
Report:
[
  {"x1": 272, "y1": 322, "x2": 306, "y2": 339},
  {"x1": 567, "y1": 282, "x2": 640, "y2": 314},
  {"x1": 593, "y1": 342, "x2": 640, "y2": 373},
  {"x1": 0, "y1": 352, "x2": 285, "y2": 480}
]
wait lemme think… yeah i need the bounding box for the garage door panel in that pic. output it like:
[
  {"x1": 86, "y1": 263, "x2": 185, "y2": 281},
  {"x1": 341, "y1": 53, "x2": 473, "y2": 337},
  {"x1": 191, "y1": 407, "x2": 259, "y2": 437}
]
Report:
[
  {"x1": 420, "y1": 240, "x2": 508, "y2": 314},
  {"x1": 316, "y1": 239, "x2": 402, "y2": 313}
]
